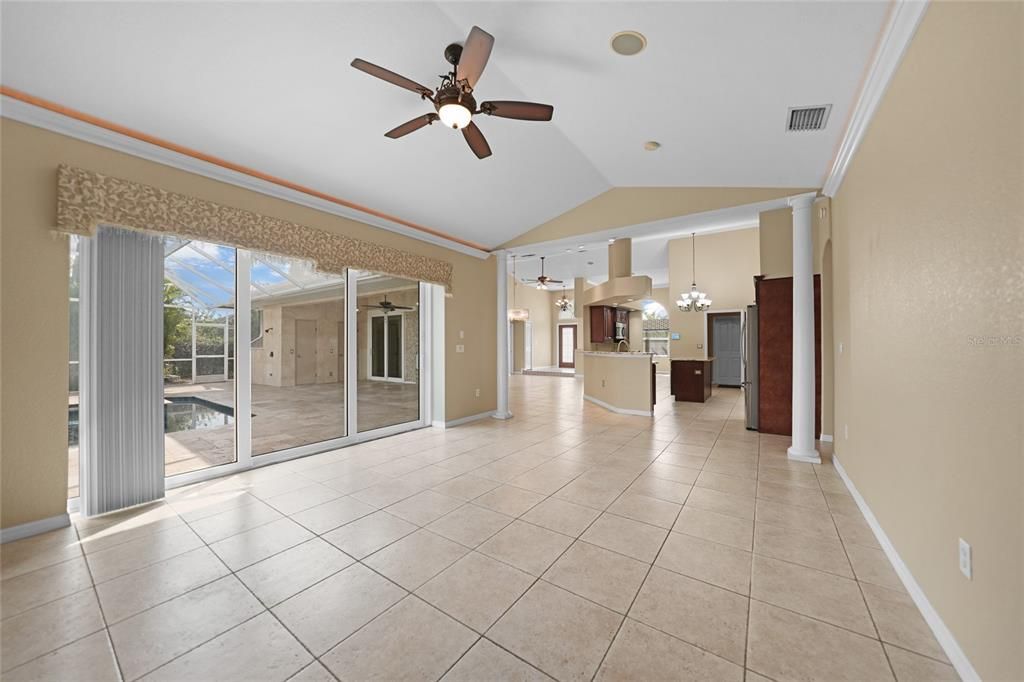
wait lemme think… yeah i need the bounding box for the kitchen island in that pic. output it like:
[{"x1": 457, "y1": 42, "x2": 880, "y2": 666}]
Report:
[
  {"x1": 581, "y1": 351, "x2": 656, "y2": 416},
  {"x1": 670, "y1": 357, "x2": 714, "y2": 403}
]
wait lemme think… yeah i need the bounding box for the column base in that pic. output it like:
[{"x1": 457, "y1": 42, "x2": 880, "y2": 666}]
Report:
[
  {"x1": 492, "y1": 411, "x2": 513, "y2": 420},
  {"x1": 787, "y1": 446, "x2": 821, "y2": 464}
]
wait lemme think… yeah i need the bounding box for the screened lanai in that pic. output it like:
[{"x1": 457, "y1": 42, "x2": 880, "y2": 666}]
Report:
[{"x1": 68, "y1": 234, "x2": 424, "y2": 499}]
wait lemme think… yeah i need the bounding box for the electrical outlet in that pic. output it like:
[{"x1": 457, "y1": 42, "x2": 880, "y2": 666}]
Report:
[
  {"x1": 455, "y1": 344, "x2": 465, "y2": 353},
  {"x1": 474, "y1": 388, "x2": 480, "y2": 397},
  {"x1": 696, "y1": 343, "x2": 703, "y2": 349},
  {"x1": 839, "y1": 341, "x2": 844, "y2": 354},
  {"x1": 959, "y1": 538, "x2": 972, "y2": 579}
]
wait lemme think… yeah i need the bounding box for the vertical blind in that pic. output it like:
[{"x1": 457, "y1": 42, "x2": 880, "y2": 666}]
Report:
[{"x1": 79, "y1": 227, "x2": 165, "y2": 516}]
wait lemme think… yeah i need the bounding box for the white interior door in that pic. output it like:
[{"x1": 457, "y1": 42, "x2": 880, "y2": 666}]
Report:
[{"x1": 713, "y1": 314, "x2": 743, "y2": 386}]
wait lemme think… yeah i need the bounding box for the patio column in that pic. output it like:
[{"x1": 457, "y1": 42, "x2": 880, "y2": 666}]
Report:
[
  {"x1": 787, "y1": 193, "x2": 820, "y2": 463},
  {"x1": 495, "y1": 250, "x2": 512, "y2": 419}
]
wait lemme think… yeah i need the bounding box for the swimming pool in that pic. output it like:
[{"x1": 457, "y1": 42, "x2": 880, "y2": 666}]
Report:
[{"x1": 68, "y1": 396, "x2": 234, "y2": 446}]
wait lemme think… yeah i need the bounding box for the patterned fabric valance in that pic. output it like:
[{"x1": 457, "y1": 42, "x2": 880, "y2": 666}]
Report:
[{"x1": 55, "y1": 164, "x2": 454, "y2": 291}]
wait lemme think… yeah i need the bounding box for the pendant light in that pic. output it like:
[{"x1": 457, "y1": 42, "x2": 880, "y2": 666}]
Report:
[
  {"x1": 554, "y1": 285, "x2": 572, "y2": 313},
  {"x1": 676, "y1": 232, "x2": 712, "y2": 312}
]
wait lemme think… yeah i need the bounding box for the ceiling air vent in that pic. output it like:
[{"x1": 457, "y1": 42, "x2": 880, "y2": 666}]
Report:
[{"x1": 786, "y1": 105, "x2": 831, "y2": 132}]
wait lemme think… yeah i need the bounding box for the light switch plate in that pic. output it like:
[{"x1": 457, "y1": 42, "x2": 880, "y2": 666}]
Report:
[
  {"x1": 959, "y1": 538, "x2": 972, "y2": 579},
  {"x1": 455, "y1": 344, "x2": 465, "y2": 353}
]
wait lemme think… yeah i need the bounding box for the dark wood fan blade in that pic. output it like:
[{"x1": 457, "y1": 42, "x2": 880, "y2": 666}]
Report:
[
  {"x1": 351, "y1": 58, "x2": 433, "y2": 97},
  {"x1": 462, "y1": 121, "x2": 492, "y2": 159},
  {"x1": 547, "y1": 279, "x2": 565, "y2": 284},
  {"x1": 391, "y1": 305, "x2": 414, "y2": 310},
  {"x1": 456, "y1": 26, "x2": 494, "y2": 89},
  {"x1": 480, "y1": 100, "x2": 554, "y2": 121},
  {"x1": 385, "y1": 114, "x2": 439, "y2": 139}
]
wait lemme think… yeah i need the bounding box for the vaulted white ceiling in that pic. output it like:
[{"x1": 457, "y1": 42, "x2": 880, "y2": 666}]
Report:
[{"x1": 1, "y1": 2, "x2": 888, "y2": 249}]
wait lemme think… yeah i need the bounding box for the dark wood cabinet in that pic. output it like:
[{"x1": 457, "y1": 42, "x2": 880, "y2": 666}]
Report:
[
  {"x1": 671, "y1": 359, "x2": 713, "y2": 403},
  {"x1": 755, "y1": 275, "x2": 821, "y2": 436},
  {"x1": 589, "y1": 306, "x2": 629, "y2": 343}
]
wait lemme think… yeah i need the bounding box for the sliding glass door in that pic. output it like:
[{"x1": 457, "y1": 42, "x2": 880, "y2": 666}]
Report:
[
  {"x1": 71, "y1": 236, "x2": 432, "y2": 506},
  {"x1": 249, "y1": 252, "x2": 347, "y2": 456},
  {"x1": 355, "y1": 272, "x2": 421, "y2": 433},
  {"x1": 162, "y1": 239, "x2": 237, "y2": 477}
]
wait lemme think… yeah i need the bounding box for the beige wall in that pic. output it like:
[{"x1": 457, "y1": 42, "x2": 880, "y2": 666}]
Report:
[
  {"x1": 582, "y1": 354, "x2": 653, "y2": 414},
  {"x1": 507, "y1": 276, "x2": 553, "y2": 369},
  {"x1": 501, "y1": 186, "x2": 815, "y2": 249},
  {"x1": 0, "y1": 119, "x2": 496, "y2": 530},
  {"x1": 832, "y1": 3, "x2": 1022, "y2": 679},
  {"x1": 668, "y1": 227, "x2": 760, "y2": 358}
]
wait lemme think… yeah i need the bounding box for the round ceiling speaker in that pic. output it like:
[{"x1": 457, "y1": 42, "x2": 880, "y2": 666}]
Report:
[{"x1": 610, "y1": 31, "x2": 647, "y2": 56}]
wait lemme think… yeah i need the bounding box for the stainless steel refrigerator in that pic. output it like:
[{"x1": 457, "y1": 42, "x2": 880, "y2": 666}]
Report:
[{"x1": 742, "y1": 304, "x2": 758, "y2": 430}]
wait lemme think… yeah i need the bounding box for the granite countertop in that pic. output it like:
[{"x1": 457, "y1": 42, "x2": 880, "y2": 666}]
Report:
[
  {"x1": 670, "y1": 356, "x2": 715, "y2": 362},
  {"x1": 581, "y1": 351, "x2": 655, "y2": 358}
]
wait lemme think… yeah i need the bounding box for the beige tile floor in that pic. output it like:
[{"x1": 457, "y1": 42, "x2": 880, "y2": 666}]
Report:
[
  {"x1": 68, "y1": 380, "x2": 420, "y2": 496},
  {"x1": 10, "y1": 375, "x2": 958, "y2": 681}
]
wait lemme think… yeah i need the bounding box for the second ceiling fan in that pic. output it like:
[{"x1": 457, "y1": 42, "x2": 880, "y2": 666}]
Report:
[
  {"x1": 351, "y1": 26, "x2": 554, "y2": 159},
  {"x1": 524, "y1": 256, "x2": 563, "y2": 290}
]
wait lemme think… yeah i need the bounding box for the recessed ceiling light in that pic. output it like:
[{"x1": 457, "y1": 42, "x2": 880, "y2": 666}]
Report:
[
  {"x1": 608, "y1": 238, "x2": 616, "y2": 243},
  {"x1": 565, "y1": 248, "x2": 572, "y2": 253},
  {"x1": 611, "y1": 31, "x2": 646, "y2": 56},
  {"x1": 644, "y1": 141, "x2": 661, "y2": 151}
]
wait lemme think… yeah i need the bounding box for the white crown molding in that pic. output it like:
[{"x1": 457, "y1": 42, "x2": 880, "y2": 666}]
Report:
[
  {"x1": 822, "y1": 0, "x2": 929, "y2": 197},
  {"x1": 0, "y1": 513, "x2": 70, "y2": 544},
  {"x1": 833, "y1": 454, "x2": 980, "y2": 682},
  {"x1": 0, "y1": 96, "x2": 490, "y2": 260}
]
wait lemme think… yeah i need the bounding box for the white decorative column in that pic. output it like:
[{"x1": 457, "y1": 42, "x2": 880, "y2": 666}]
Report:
[
  {"x1": 494, "y1": 250, "x2": 512, "y2": 419},
  {"x1": 788, "y1": 193, "x2": 820, "y2": 463}
]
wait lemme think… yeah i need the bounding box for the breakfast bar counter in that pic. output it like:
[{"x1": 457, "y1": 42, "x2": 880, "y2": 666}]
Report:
[{"x1": 581, "y1": 351, "x2": 656, "y2": 416}]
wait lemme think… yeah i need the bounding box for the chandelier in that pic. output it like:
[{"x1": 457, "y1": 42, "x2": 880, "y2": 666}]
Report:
[
  {"x1": 554, "y1": 286, "x2": 572, "y2": 313},
  {"x1": 677, "y1": 232, "x2": 712, "y2": 312}
]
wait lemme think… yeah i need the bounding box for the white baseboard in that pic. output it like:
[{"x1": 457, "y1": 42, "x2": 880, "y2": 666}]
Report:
[
  {"x1": 583, "y1": 395, "x2": 653, "y2": 417},
  {"x1": 443, "y1": 410, "x2": 497, "y2": 428},
  {"x1": 0, "y1": 513, "x2": 71, "y2": 544},
  {"x1": 819, "y1": 433, "x2": 834, "y2": 442},
  {"x1": 832, "y1": 455, "x2": 980, "y2": 681}
]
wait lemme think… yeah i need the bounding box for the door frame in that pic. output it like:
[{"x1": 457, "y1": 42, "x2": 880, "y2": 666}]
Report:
[
  {"x1": 557, "y1": 324, "x2": 577, "y2": 368},
  {"x1": 159, "y1": 265, "x2": 431, "y2": 495},
  {"x1": 705, "y1": 309, "x2": 745, "y2": 386},
  {"x1": 367, "y1": 310, "x2": 405, "y2": 383}
]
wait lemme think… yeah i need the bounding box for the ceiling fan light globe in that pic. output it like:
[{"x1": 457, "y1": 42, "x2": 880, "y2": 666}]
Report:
[{"x1": 438, "y1": 103, "x2": 472, "y2": 129}]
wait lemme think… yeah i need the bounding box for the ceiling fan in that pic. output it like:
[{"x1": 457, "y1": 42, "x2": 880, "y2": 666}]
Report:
[
  {"x1": 364, "y1": 295, "x2": 415, "y2": 313},
  {"x1": 524, "y1": 256, "x2": 563, "y2": 290},
  {"x1": 351, "y1": 26, "x2": 554, "y2": 159}
]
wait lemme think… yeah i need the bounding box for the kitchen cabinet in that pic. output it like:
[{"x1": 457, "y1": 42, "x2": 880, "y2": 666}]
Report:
[
  {"x1": 589, "y1": 306, "x2": 629, "y2": 343},
  {"x1": 671, "y1": 358, "x2": 713, "y2": 403}
]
